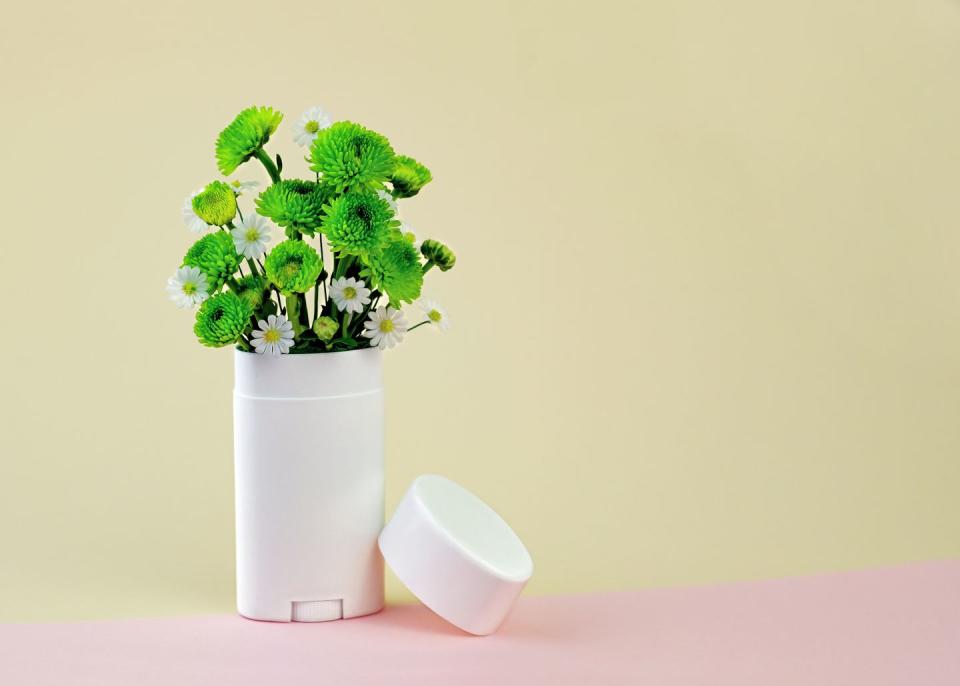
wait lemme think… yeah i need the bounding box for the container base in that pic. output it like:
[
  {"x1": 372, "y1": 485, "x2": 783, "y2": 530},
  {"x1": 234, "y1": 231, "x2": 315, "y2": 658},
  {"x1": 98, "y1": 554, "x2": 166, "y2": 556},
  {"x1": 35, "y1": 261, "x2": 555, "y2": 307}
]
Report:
[
  {"x1": 238, "y1": 598, "x2": 384, "y2": 623},
  {"x1": 292, "y1": 600, "x2": 343, "y2": 622}
]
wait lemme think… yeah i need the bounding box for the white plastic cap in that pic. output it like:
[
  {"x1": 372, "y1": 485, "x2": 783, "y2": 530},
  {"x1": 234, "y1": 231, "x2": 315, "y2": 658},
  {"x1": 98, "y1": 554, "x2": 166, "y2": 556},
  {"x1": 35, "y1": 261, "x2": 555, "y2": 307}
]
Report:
[{"x1": 378, "y1": 474, "x2": 534, "y2": 635}]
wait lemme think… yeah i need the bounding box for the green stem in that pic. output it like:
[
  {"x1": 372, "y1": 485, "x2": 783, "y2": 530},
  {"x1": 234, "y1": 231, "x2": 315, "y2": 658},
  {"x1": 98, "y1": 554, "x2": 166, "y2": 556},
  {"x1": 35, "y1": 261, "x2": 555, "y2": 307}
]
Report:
[
  {"x1": 422, "y1": 260, "x2": 436, "y2": 274},
  {"x1": 297, "y1": 293, "x2": 310, "y2": 330},
  {"x1": 246, "y1": 259, "x2": 260, "y2": 276},
  {"x1": 226, "y1": 276, "x2": 242, "y2": 292},
  {"x1": 285, "y1": 294, "x2": 303, "y2": 335},
  {"x1": 334, "y1": 254, "x2": 355, "y2": 278},
  {"x1": 408, "y1": 320, "x2": 431, "y2": 333},
  {"x1": 271, "y1": 286, "x2": 285, "y2": 315},
  {"x1": 341, "y1": 312, "x2": 353, "y2": 338},
  {"x1": 254, "y1": 147, "x2": 281, "y2": 184},
  {"x1": 349, "y1": 294, "x2": 379, "y2": 337}
]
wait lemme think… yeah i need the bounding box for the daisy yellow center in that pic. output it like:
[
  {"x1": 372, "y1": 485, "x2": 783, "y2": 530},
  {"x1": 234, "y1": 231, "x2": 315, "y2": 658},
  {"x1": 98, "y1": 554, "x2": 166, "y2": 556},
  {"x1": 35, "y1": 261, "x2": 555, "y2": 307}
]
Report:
[
  {"x1": 428, "y1": 309, "x2": 442, "y2": 322},
  {"x1": 264, "y1": 329, "x2": 281, "y2": 344},
  {"x1": 379, "y1": 319, "x2": 395, "y2": 333},
  {"x1": 183, "y1": 282, "x2": 197, "y2": 295},
  {"x1": 305, "y1": 120, "x2": 320, "y2": 134},
  {"x1": 245, "y1": 228, "x2": 260, "y2": 241},
  {"x1": 344, "y1": 286, "x2": 357, "y2": 300}
]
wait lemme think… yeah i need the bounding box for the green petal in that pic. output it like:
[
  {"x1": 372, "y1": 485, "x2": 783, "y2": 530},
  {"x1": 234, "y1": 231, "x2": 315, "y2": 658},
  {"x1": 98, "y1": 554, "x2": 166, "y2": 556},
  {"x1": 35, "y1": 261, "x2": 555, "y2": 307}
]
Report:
[
  {"x1": 183, "y1": 232, "x2": 241, "y2": 293},
  {"x1": 322, "y1": 190, "x2": 397, "y2": 258},
  {"x1": 235, "y1": 274, "x2": 267, "y2": 310},
  {"x1": 255, "y1": 180, "x2": 329, "y2": 236},
  {"x1": 192, "y1": 181, "x2": 237, "y2": 226},
  {"x1": 309, "y1": 121, "x2": 395, "y2": 193},
  {"x1": 364, "y1": 234, "x2": 424, "y2": 304},
  {"x1": 194, "y1": 292, "x2": 251, "y2": 347},
  {"x1": 215, "y1": 106, "x2": 284, "y2": 176},
  {"x1": 390, "y1": 155, "x2": 432, "y2": 198},
  {"x1": 420, "y1": 239, "x2": 456, "y2": 271},
  {"x1": 264, "y1": 239, "x2": 323, "y2": 294}
]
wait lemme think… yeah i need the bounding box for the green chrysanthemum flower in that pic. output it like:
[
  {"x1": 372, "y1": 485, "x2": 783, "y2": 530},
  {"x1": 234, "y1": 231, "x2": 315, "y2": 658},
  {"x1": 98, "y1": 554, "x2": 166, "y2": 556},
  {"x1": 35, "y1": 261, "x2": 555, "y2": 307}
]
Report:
[
  {"x1": 234, "y1": 274, "x2": 267, "y2": 309},
  {"x1": 264, "y1": 239, "x2": 323, "y2": 294},
  {"x1": 365, "y1": 235, "x2": 424, "y2": 304},
  {"x1": 420, "y1": 239, "x2": 457, "y2": 271},
  {"x1": 309, "y1": 121, "x2": 395, "y2": 192},
  {"x1": 192, "y1": 181, "x2": 238, "y2": 226},
  {"x1": 194, "y1": 292, "x2": 252, "y2": 348},
  {"x1": 390, "y1": 155, "x2": 432, "y2": 198},
  {"x1": 215, "y1": 106, "x2": 284, "y2": 175},
  {"x1": 183, "y1": 231, "x2": 241, "y2": 293},
  {"x1": 312, "y1": 316, "x2": 338, "y2": 342},
  {"x1": 255, "y1": 180, "x2": 328, "y2": 237},
  {"x1": 323, "y1": 191, "x2": 397, "y2": 258}
]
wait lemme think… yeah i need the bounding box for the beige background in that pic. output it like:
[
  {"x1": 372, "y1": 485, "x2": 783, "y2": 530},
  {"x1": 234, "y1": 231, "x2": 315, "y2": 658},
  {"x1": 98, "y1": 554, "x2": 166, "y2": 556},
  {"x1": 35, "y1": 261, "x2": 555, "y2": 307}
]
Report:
[{"x1": 1, "y1": 0, "x2": 959, "y2": 622}]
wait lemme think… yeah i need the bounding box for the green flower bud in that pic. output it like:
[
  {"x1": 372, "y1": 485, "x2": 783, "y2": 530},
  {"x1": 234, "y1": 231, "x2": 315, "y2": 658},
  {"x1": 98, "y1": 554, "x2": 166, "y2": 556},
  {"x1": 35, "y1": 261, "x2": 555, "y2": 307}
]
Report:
[
  {"x1": 390, "y1": 155, "x2": 432, "y2": 198},
  {"x1": 216, "y1": 106, "x2": 283, "y2": 175},
  {"x1": 194, "y1": 292, "x2": 252, "y2": 348},
  {"x1": 183, "y1": 231, "x2": 241, "y2": 293},
  {"x1": 264, "y1": 239, "x2": 323, "y2": 294},
  {"x1": 420, "y1": 239, "x2": 456, "y2": 271},
  {"x1": 192, "y1": 181, "x2": 238, "y2": 226},
  {"x1": 312, "y1": 316, "x2": 338, "y2": 342}
]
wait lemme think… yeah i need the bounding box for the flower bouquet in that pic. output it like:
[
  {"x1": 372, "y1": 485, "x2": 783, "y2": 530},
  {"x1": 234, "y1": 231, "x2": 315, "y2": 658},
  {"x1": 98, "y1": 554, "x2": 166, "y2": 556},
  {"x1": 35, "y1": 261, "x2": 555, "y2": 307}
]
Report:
[
  {"x1": 167, "y1": 105, "x2": 455, "y2": 354},
  {"x1": 168, "y1": 105, "x2": 457, "y2": 622}
]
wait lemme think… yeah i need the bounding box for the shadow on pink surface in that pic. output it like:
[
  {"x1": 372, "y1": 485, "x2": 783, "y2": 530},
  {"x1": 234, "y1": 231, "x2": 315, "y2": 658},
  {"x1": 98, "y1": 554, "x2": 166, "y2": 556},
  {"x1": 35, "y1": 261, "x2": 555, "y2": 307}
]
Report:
[{"x1": 1, "y1": 560, "x2": 958, "y2": 685}]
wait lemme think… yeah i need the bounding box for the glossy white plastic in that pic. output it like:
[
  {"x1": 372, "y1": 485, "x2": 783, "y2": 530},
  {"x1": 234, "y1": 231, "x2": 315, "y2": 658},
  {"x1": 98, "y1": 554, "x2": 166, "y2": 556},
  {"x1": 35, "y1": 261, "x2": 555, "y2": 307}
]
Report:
[
  {"x1": 233, "y1": 348, "x2": 385, "y2": 622},
  {"x1": 379, "y1": 474, "x2": 533, "y2": 635}
]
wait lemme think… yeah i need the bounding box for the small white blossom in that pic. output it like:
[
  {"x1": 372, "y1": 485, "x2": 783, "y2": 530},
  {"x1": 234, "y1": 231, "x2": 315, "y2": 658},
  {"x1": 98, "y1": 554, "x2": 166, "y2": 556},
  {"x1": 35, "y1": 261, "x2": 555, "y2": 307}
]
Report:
[
  {"x1": 166, "y1": 266, "x2": 209, "y2": 308},
  {"x1": 231, "y1": 213, "x2": 273, "y2": 259},
  {"x1": 418, "y1": 299, "x2": 450, "y2": 331},
  {"x1": 251, "y1": 314, "x2": 295, "y2": 356},
  {"x1": 293, "y1": 105, "x2": 333, "y2": 147},
  {"x1": 362, "y1": 307, "x2": 407, "y2": 350},
  {"x1": 226, "y1": 179, "x2": 259, "y2": 196},
  {"x1": 329, "y1": 277, "x2": 372, "y2": 314}
]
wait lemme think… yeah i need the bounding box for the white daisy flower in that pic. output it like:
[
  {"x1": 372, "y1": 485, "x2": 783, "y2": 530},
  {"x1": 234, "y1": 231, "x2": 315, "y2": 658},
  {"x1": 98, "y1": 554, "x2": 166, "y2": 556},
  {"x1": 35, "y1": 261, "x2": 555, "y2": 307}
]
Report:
[
  {"x1": 181, "y1": 187, "x2": 207, "y2": 233},
  {"x1": 166, "y1": 266, "x2": 209, "y2": 308},
  {"x1": 329, "y1": 277, "x2": 372, "y2": 314},
  {"x1": 362, "y1": 307, "x2": 407, "y2": 350},
  {"x1": 231, "y1": 213, "x2": 273, "y2": 259},
  {"x1": 293, "y1": 105, "x2": 333, "y2": 147},
  {"x1": 226, "y1": 179, "x2": 259, "y2": 196},
  {"x1": 418, "y1": 299, "x2": 451, "y2": 331},
  {"x1": 251, "y1": 314, "x2": 295, "y2": 356},
  {"x1": 377, "y1": 189, "x2": 398, "y2": 213}
]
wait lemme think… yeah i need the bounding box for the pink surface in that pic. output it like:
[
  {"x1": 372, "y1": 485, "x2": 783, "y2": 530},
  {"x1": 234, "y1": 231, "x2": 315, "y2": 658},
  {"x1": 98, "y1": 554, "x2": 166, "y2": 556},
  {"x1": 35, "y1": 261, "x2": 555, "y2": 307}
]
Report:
[{"x1": 1, "y1": 561, "x2": 959, "y2": 685}]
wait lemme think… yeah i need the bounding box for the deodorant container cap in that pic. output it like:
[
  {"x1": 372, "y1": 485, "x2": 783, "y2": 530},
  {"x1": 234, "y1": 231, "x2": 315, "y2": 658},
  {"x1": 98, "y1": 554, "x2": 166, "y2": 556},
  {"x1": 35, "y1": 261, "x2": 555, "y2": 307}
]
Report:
[{"x1": 378, "y1": 474, "x2": 533, "y2": 636}]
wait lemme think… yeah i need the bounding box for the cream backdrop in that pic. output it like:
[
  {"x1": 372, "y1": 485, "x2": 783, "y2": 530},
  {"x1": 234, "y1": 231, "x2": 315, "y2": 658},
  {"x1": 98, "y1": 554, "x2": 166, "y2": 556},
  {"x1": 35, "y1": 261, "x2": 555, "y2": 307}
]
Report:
[{"x1": 1, "y1": 0, "x2": 959, "y2": 621}]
